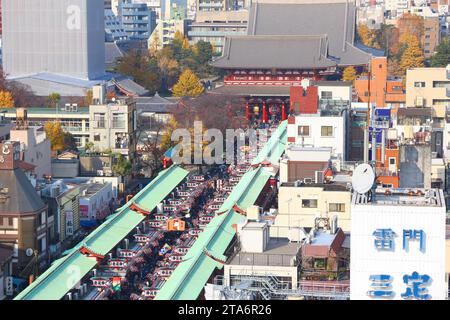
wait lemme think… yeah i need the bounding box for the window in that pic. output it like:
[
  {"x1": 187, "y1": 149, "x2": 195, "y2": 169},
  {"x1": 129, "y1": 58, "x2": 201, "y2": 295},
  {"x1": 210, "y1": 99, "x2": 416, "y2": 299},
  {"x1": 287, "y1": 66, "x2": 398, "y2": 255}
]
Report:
[
  {"x1": 302, "y1": 199, "x2": 318, "y2": 208},
  {"x1": 112, "y1": 113, "x2": 126, "y2": 129},
  {"x1": 414, "y1": 82, "x2": 425, "y2": 88},
  {"x1": 94, "y1": 113, "x2": 106, "y2": 128},
  {"x1": 321, "y1": 126, "x2": 333, "y2": 137},
  {"x1": 39, "y1": 211, "x2": 46, "y2": 226},
  {"x1": 298, "y1": 126, "x2": 310, "y2": 137},
  {"x1": 329, "y1": 203, "x2": 345, "y2": 212},
  {"x1": 321, "y1": 91, "x2": 333, "y2": 99},
  {"x1": 433, "y1": 81, "x2": 450, "y2": 88},
  {"x1": 313, "y1": 258, "x2": 327, "y2": 269},
  {"x1": 94, "y1": 134, "x2": 101, "y2": 142}
]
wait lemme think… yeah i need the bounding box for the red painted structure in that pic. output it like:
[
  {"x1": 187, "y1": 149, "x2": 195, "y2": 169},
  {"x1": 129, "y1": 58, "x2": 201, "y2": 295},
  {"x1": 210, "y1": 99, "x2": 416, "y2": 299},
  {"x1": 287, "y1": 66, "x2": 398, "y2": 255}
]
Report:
[{"x1": 290, "y1": 86, "x2": 319, "y2": 114}]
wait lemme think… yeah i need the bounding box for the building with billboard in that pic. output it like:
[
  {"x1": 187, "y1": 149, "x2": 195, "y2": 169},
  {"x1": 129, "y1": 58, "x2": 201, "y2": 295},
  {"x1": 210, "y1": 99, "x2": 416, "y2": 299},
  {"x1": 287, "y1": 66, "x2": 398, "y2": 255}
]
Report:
[
  {"x1": 350, "y1": 187, "x2": 447, "y2": 300},
  {"x1": 3, "y1": 0, "x2": 105, "y2": 80}
]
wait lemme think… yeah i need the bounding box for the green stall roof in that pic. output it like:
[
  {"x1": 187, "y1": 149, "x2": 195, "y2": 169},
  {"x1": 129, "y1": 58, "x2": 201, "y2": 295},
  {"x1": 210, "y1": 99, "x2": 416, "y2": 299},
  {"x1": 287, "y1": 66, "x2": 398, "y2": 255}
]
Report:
[
  {"x1": 156, "y1": 121, "x2": 287, "y2": 300},
  {"x1": 156, "y1": 162, "x2": 279, "y2": 300},
  {"x1": 251, "y1": 120, "x2": 287, "y2": 166},
  {"x1": 14, "y1": 165, "x2": 189, "y2": 300}
]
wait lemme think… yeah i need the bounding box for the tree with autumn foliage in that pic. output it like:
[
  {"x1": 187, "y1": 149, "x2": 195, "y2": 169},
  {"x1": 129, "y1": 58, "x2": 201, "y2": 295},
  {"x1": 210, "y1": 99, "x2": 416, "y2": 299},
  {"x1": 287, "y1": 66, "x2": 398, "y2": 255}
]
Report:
[
  {"x1": 400, "y1": 36, "x2": 424, "y2": 74},
  {"x1": 357, "y1": 24, "x2": 381, "y2": 49},
  {"x1": 172, "y1": 69, "x2": 204, "y2": 97},
  {"x1": 342, "y1": 66, "x2": 357, "y2": 82},
  {"x1": 44, "y1": 122, "x2": 66, "y2": 152},
  {"x1": 0, "y1": 91, "x2": 14, "y2": 108},
  {"x1": 160, "y1": 117, "x2": 179, "y2": 153},
  {"x1": 397, "y1": 13, "x2": 424, "y2": 46}
]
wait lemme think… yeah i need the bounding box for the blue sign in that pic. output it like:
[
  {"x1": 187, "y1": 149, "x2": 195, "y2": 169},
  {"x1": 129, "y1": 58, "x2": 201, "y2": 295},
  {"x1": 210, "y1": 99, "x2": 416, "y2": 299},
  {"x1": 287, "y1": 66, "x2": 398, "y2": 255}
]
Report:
[
  {"x1": 367, "y1": 273, "x2": 432, "y2": 300},
  {"x1": 373, "y1": 229, "x2": 397, "y2": 251},
  {"x1": 372, "y1": 228, "x2": 425, "y2": 253},
  {"x1": 403, "y1": 230, "x2": 426, "y2": 253},
  {"x1": 367, "y1": 274, "x2": 394, "y2": 298},
  {"x1": 401, "y1": 272, "x2": 432, "y2": 300}
]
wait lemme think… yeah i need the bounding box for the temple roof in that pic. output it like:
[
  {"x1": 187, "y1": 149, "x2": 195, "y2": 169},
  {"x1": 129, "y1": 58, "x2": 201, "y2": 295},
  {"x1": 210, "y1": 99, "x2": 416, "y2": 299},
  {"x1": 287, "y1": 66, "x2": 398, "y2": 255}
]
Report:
[
  {"x1": 212, "y1": 35, "x2": 336, "y2": 70},
  {"x1": 212, "y1": 1, "x2": 371, "y2": 70}
]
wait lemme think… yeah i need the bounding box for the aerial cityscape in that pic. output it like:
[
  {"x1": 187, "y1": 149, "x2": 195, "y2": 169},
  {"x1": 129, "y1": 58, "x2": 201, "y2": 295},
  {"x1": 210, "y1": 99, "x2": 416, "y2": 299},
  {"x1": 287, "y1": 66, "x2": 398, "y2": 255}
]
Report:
[{"x1": 1, "y1": 0, "x2": 450, "y2": 304}]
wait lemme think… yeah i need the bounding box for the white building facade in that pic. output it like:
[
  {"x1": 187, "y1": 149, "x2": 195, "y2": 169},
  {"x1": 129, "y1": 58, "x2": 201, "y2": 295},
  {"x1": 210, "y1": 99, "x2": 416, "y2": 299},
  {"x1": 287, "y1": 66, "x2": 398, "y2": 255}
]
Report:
[
  {"x1": 350, "y1": 188, "x2": 447, "y2": 300},
  {"x1": 287, "y1": 114, "x2": 347, "y2": 160}
]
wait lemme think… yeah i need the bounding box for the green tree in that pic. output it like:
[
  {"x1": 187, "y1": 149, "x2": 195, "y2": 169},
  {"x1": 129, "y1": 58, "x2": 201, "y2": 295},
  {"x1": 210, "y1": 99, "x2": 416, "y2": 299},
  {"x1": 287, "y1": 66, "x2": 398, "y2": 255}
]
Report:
[
  {"x1": 47, "y1": 93, "x2": 61, "y2": 108},
  {"x1": 63, "y1": 132, "x2": 78, "y2": 151},
  {"x1": 112, "y1": 154, "x2": 132, "y2": 176},
  {"x1": 194, "y1": 41, "x2": 214, "y2": 65},
  {"x1": 172, "y1": 69, "x2": 204, "y2": 97},
  {"x1": 431, "y1": 38, "x2": 450, "y2": 67}
]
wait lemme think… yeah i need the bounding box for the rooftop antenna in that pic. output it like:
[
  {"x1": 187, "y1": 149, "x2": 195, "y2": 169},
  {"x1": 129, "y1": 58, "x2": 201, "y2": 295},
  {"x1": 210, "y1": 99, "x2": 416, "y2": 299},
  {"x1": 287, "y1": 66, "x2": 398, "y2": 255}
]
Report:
[{"x1": 352, "y1": 163, "x2": 375, "y2": 195}]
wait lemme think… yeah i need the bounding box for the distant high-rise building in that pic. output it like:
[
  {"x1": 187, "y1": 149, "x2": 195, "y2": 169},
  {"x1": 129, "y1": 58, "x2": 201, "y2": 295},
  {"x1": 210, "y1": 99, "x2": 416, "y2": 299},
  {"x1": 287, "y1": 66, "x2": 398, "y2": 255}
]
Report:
[
  {"x1": 3, "y1": 0, "x2": 105, "y2": 80},
  {"x1": 119, "y1": 0, "x2": 157, "y2": 41}
]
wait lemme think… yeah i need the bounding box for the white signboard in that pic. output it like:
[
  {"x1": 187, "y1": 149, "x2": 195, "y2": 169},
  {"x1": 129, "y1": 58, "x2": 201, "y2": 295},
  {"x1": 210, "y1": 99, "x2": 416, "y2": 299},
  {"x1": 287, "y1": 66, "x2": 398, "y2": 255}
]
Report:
[
  {"x1": 65, "y1": 210, "x2": 74, "y2": 237},
  {"x1": 350, "y1": 195, "x2": 446, "y2": 300}
]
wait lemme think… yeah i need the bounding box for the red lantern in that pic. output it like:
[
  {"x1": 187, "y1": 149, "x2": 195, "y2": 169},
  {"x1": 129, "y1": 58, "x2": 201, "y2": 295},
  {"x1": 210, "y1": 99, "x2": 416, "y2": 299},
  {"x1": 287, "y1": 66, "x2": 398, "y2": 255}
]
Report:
[
  {"x1": 281, "y1": 102, "x2": 287, "y2": 120},
  {"x1": 262, "y1": 102, "x2": 268, "y2": 123}
]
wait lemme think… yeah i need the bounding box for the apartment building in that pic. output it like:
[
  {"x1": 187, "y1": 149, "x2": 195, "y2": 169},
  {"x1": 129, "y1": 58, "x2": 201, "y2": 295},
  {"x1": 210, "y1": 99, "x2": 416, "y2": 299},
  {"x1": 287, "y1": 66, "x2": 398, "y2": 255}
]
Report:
[
  {"x1": 406, "y1": 66, "x2": 450, "y2": 120},
  {"x1": 39, "y1": 181, "x2": 82, "y2": 254},
  {"x1": 89, "y1": 98, "x2": 137, "y2": 160},
  {"x1": 274, "y1": 183, "x2": 352, "y2": 237},
  {"x1": 119, "y1": 0, "x2": 157, "y2": 41},
  {"x1": 10, "y1": 123, "x2": 52, "y2": 180}
]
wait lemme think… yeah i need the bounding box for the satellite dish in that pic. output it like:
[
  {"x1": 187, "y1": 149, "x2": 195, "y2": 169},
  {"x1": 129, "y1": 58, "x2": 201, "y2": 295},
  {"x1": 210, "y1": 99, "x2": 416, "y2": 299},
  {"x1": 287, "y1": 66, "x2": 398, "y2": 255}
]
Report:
[
  {"x1": 352, "y1": 164, "x2": 375, "y2": 194},
  {"x1": 25, "y1": 248, "x2": 34, "y2": 257}
]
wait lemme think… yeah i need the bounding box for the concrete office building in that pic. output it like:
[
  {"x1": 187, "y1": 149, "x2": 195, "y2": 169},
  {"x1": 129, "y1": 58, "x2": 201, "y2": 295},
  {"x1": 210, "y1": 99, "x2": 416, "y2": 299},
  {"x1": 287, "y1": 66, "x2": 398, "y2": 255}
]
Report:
[
  {"x1": 3, "y1": 0, "x2": 105, "y2": 80},
  {"x1": 188, "y1": 10, "x2": 248, "y2": 54}
]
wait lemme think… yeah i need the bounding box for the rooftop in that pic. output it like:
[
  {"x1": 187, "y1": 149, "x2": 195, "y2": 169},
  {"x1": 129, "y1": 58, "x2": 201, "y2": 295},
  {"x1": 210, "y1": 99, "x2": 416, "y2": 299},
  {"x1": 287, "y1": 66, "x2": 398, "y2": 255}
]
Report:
[
  {"x1": 281, "y1": 182, "x2": 349, "y2": 192},
  {"x1": 80, "y1": 183, "x2": 111, "y2": 197},
  {"x1": 212, "y1": 1, "x2": 371, "y2": 70},
  {"x1": 229, "y1": 238, "x2": 299, "y2": 267},
  {"x1": 0, "y1": 169, "x2": 46, "y2": 215},
  {"x1": 353, "y1": 188, "x2": 445, "y2": 207}
]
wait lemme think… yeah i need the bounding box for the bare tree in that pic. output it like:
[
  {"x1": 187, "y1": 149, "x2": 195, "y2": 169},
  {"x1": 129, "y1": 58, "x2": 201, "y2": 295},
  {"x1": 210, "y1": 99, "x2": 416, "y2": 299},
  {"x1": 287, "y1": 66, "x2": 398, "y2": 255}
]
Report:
[{"x1": 135, "y1": 115, "x2": 166, "y2": 178}]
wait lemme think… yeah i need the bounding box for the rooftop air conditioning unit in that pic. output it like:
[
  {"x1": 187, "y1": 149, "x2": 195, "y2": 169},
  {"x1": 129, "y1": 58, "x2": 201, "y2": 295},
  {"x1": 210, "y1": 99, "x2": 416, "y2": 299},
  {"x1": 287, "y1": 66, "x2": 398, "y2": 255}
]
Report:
[
  {"x1": 97, "y1": 170, "x2": 104, "y2": 176},
  {"x1": 303, "y1": 178, "x2": 313, "y2": 184}
]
